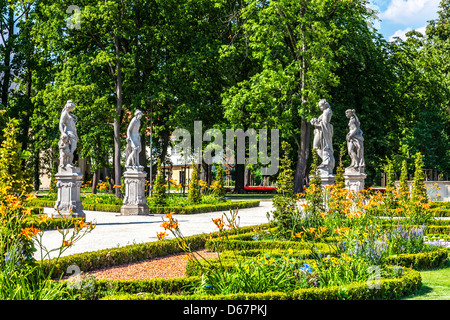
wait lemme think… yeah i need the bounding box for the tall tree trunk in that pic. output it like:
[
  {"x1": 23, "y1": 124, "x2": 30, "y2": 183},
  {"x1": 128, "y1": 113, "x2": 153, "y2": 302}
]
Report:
[
  {"x1": 92, "y1": 167, "x2": 99, "y2": 194},
  {"x1": 294, "y1": 117, "x2": 311, "y2": 193},
  {"x1": 234, "y1": 163, "x2": 246, "y2": 193},
  {"x1": 1, "y1": 8, "x2": 14, "y2": 107},
  {"x1": 244, "y1": 159, "x2": 251, "y2": 186},
  {"x1": 114, "y1": 35, "x2": 123, "y2": 198},
  {"x1": 33, "y1": 149, "x2": 40, "y2": 191}
]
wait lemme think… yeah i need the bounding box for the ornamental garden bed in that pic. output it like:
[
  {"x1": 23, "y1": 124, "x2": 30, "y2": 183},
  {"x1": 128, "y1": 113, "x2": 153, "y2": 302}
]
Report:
[{"x1": 47, "y1": 218, "x2": 448, "y2": 301}]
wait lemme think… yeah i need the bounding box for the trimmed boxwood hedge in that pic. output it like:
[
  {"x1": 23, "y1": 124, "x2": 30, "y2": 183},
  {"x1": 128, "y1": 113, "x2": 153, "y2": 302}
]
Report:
[
  {"x1": 26, "y1": 199, "x2": 260, "y2": 214},
  {"x1": 205, "y1": 238, "x2": 336, "y2": 253},
  {"x1": 94, "y1": 276, "x2": 202, "y2": 298},
  {"x1": 100, "y1": 267, "x2": 422, "y2": 300},
  {"x1": 27, "y1": 215, "x2": 85, "y2": 230},
  {"x1": 383, "y1": 247, "x2": 448, "y2": 270}
]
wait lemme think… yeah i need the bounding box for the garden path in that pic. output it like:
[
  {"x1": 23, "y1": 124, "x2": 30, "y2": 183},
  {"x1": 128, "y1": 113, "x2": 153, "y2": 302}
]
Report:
[{"x1": 33, "y1": 200, "x2": 273, "y2": 260}]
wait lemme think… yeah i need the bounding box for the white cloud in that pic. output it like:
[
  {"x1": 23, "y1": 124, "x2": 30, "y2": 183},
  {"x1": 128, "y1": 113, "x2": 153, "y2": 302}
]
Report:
[
  {"x1": 388, "y1": 26, "x2": 427, "y2": 41},
  {"x1": 381, "y1": 0, "x2": 440, "y2": 25}
]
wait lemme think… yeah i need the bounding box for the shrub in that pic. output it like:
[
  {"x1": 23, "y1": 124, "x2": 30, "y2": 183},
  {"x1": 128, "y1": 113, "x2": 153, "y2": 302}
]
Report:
[
  {"x1": 399, "y1": 160, "x2": 409, "y2": 200},
  {"x1": 188, "y1": 163, "x2": 201, "y2": 204},
  {"x1": 412, "y1": 152, "x2": 427, "y2": 202},
  {"x1": 212, "y1": 164, "x2": 226, "y2": 198},
  {"x1": 152, "y1": 159, "x2": 166, "y2": 206},
  {"x1": 0, "y1": 119, "x2": 32, "y2": 196}
]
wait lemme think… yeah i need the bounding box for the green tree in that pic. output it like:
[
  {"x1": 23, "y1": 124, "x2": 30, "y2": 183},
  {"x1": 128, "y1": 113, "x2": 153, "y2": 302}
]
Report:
[
  {"x1": 213, "y1": 164, "x2": 226, "y2": 198},
  {"x1": 399, "y1": 159, "x2": 409, "y2": 200},
  {"x1": 188, "y1": 162, "x2": 201, "y2": 205},
  {"x1": 385, "y1": 159, "x2": 395, "y2": 189},
  {"x1": 222, "y1": 0, "x2": 375, "y2": 193},
  {"x1": 412, "y1": 152, "x2": 427, "y2": 202},
  {"x1": 271, "y1": 141, "x2": 296, "y2": 238},
  {"x1": 152, "y1": 158, "x2": 166, "y2": 206},
  {"x1": 335, "y1": 143, "x2": 346, "y2": 189},
  {"x1": 0, "y1": 119, "x2": 32, "y2": 195}
]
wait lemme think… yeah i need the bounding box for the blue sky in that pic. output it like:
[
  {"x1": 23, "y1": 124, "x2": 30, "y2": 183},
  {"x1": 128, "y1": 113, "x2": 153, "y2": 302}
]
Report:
[{"x1": 369, "y1": 0, "x2": 441, "y2": 41}]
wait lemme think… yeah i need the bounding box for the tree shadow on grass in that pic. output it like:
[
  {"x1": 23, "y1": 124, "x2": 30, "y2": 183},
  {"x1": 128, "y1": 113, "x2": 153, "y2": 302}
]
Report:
[{"x1": 399, "y1": 285, "x2": 434, "y2": 300}]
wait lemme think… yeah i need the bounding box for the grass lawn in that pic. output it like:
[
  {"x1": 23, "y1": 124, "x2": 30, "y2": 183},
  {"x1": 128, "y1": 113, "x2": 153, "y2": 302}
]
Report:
[
  {"x1": 402, "y1": 258, "x2": 450, "y2": 300},
  {"x1": 225, "y1": 193, "x2": 275, "y2": 200}
]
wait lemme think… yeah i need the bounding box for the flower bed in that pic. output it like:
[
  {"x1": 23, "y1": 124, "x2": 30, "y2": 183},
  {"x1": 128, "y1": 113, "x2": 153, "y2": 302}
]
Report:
[
  {"x1": 100, "y1": 268, "x2": 421, "y2": 300},
  {"x1": 244, "y1": 186, "x2": 277, "y2": 193}
]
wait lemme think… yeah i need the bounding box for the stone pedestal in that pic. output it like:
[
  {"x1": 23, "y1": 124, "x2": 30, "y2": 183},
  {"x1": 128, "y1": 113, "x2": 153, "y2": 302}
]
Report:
[
  {"x1": 309, "y1": 169, "x2": 335, "y2": 188},
  {"x1": 53, "y1": 166, "x2": 84, "y2": 218},
  {"x1": 120, "y1": 167, "x2": 149, "y2": 215},
  {"x1": 344, "y1": 168, "x2": 367, "y2": 193}
]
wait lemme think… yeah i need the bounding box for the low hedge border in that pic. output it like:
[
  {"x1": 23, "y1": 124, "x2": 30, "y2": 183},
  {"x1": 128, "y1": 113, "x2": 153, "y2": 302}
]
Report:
[
  {"x1": 93, "y1": 276, "x2": 202, "y2": 299},
  {"x1": 383, "y1": 247, "x2": 448, "y2": 270},
  {"x1": 205, "y1": 238, "x2": 335, "y2": 252},
  {"x1": 27, "y1": 215, "x2": 85, "y2": 230},
  {"x1": 368, "y1": 207, "x2": 450, "y2": 218},
  {"x1": 100, "y1": 267, "x2": 421, "y2": 300},
  {"x1": 41, "y1": 223, "x2": 272, "y2": 278},
  {"x1": 26, "y1": 199, "x2": 260, "y2": 215}
]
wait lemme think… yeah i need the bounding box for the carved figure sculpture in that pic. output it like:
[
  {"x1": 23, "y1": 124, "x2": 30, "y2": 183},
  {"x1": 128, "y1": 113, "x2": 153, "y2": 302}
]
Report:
[
  {"x1": 345, "y1": 109, "x2": 365, "y2": 172},
  {"x1": 125, "y1": 110, "x2": 143, "y2": 169},
  {"x1": 58, "y1": 100, "x2": 78, "y2": 167},
  {"x1": 311, "y1": 99, "x2": 335, "y2": 175}
]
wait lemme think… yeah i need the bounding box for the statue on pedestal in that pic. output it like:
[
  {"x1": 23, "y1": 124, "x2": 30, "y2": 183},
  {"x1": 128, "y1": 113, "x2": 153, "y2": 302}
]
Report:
[
  {"x1": 345, "y1": 109, "x2": 365, "y2": 173},
  {"x1": 311, "y1": 99, "x2": 335, "y2": 176},
  {"x1": 121, "y1": 109, "x2": 149, "y2": 215},
  {"x1": 54, "y1": 100, "x2": 84, "y2": 218}
]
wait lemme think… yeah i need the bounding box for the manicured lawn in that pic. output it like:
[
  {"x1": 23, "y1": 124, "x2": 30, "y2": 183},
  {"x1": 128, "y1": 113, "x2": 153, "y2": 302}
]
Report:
[{"x1": 403, "y1": 258, "x2": 450, "y2": 300}]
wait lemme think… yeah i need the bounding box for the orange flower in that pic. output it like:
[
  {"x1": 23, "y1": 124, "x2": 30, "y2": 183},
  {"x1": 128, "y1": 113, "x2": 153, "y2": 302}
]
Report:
[
  {"x1": 21, "y1": 227, "x2": 41, "y2": 239},
  {"x1": 74, "y1": 220, "x2": 88, "y2": 231},
  {"x1": 25, "y1": 194, "x2": 36, "y2": 202},
  {"x1": 212, "y1": 217, "x2": 224, "y2": 230},
  {"x1": 318, "y1": 226, "x2": 327, "y2": 234},
  {"x1": 335, "y1": 227, "x2": 350, "y2": 235},
  {"x1": 156, "y1": 231, "x2": 168, "y2": 240},
  {"x1": 63, "y1": 240, "x2": 72, "y2": 248},
  {"x1": 165, "y1": 212, "x2": 174, "y2": 220},
  {"x1": 161, "y1": 220, "x2": 171, "y2": 230},
  {"x1": 294, "y1": 232, "x2": 304, "y2": 238}
]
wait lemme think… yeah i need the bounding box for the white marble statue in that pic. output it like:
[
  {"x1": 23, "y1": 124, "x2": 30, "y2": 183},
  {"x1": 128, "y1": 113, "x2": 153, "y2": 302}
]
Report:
[
  {"x1": 125, "y1": 109, "x2": 143, "y2": 169},
  {"x1": 345, "y1": 109, "x2": 365, "y2": 172},
  {"x1": 58, "y1": 100, "x2": 79, "y2": 167},
  {"x1": 311, "y1": 99, "x2": 335, "y2": 175}
]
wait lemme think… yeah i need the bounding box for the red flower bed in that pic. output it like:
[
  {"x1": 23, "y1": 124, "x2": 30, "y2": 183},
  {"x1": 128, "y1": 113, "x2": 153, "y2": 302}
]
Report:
[{"x1": 244, "y1": 186, "x2": 277, "y2": 192}]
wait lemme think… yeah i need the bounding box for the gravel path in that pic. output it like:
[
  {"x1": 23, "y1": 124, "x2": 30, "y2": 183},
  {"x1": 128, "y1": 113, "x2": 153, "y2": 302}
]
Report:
[{"x1": 84, "y1": 249, "x2": 219, "y2": 280}]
